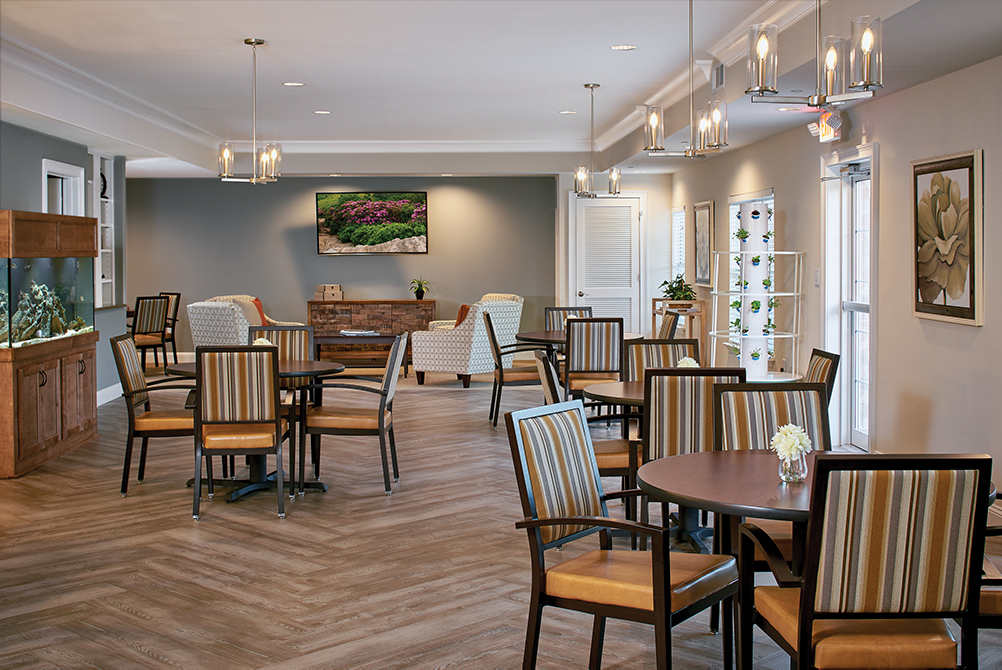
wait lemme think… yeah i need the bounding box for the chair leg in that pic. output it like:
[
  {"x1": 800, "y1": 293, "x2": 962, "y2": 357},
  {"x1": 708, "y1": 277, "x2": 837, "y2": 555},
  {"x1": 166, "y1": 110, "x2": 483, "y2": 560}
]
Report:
[
  {"x1": 298, "y1": 425, "x2": 308, "y2": 497},
  {"x1": 140, "y1": 348, "x2": 148, "y2": 371},
  {"x1": 460, "y1": 374, "x2": 471, "y2": 388},
  {"x1": 523, "y1": 592, "x2": 544, "y2": 670},
  {"x1": 312, "y1": 434, "x2": 322, "y2": 480},
  {"x1": 492, "y1": 380, "x2": 504, "y2": 428},
  {"x1": 723, "y1": 595, "x2": 734, "y2": 670},
  {"x1": 378, "y1": 430, "x2": 393, "y2": 495},
  {"x1": 228, "y1": 455, "x2": 236, "y2": 479},
  {"x1": 275, "y1": 446, "x2": 286, "y2": 519},
  {"x1": 137, "y1": 437, "x2": 150, "y2": 483},
  {"x1": 588, "y1": 615, "x2": 606, "y2": 669},
  {"x1": 416, "y1": 371, "x2": 425, "y2": 385},
  {"x1": 206, "y1": 455, "x2": 214, "y2": 498},
  {"x1": 121, "y1": 431, "x2": 136, "y2": 497},
  {"x1": 286, "y1": 411, "x2": 296, "y2": 499},
  {"x1": 192, "y1": 448, "x2": 203, "y2": 520},
  {"x1": 388, "y1": 425, "x2": 400, "y2": 482},
  {"x1": 171, "y1": 340, "x2": 178, "y2": 365},
  {"x1": 221, "y1": 454, "x2": 229, "y2": 479},
  {"x1": 489, "y1": 379, "x2": 499, "y2": 424}
]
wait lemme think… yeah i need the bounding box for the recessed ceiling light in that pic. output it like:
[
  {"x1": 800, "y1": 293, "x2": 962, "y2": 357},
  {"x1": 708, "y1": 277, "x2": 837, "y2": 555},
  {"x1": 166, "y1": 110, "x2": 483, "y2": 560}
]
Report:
[
  {"x1": 328, "y1": 173, "x2": 341, "y2": 177},
  {"x1": 441, "y1": 173, "x2": 453, "y2": 177},
  {"x1": 559, "y1": 110, "x2": 577, "y2": 115},
  {"x1": 611, "y1": 45, "x2": 637, "y2": 51},
  {"x1": 777, "y1": 107, "x2": 802, "y2": 112},
  {"x1": 790, "y1": 89, "x2": 804, "y2": 93},
  {"x1": 313, "y1": 110, "x2": 331, "y2": 114},
  {"x1": 283, "y1": 82, "x2": 305, "y2": 87}
]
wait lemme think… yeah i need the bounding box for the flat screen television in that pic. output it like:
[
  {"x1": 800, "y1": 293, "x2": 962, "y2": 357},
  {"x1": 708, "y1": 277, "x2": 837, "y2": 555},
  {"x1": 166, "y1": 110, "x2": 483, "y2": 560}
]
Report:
[{"x1": 316, "y1": 192, "x2": 427, "y2": 255}]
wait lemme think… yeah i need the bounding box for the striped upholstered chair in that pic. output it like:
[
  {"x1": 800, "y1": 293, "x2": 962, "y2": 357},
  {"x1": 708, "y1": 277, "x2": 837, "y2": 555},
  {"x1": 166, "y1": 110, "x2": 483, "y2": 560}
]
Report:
[
  {"x1": 739, "y1": 453, "x2": 992, "y2": 670},
  {"x1": 624, "y1": 338, "x2": 700, "y2": 382},
  {"x1": 159, "y1": 291, "x2": 181, "y2": 365},
  {"x1": 803, "y1": 348, "x2": 840, "y2": 406},
  {"x1": 656, "y1": 307, "x2": 681, "y2": 339},
  {"x1": 505, "y1": 400, "x2": 739, "y2": 669},
  {"x1": 193, "y1": 345, "x2": 288, "y2": 520},
  {"x1": 544, "y1": 306, "x2": 593, "y2": 330},
  {"x1": 110, "y1": 334, "x2": 195, "y2": 497},
  {"x1": 483, "y1": 312, "x2": 540, "y2": 428},
  {"x1": 562, "y1": 317, "x2": 623, "y2": 401},
  {"x1": 641, "y1": 366, "x2": 746, "y2": 553},
  {"x1": 131, "y1": 295, "x2": 169, "y2": 371}
]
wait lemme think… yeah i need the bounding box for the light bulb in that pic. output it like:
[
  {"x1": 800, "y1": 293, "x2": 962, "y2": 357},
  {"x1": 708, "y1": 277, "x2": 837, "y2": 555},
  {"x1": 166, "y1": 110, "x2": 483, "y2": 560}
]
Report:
[
  {"x1": 825, "y1": 46, "x2": 837, "y2": 71},
  {"x1": 699, "y1": 117, "x2": 709, "y2": 132},
  {"x1": 712, "y1": 108, "x2": 722, "y2": 124},
  {"x1": 756, "y1": 34, "x2": 769, "y2": 60},
  {"x1": 649, "y1": 111, "x2": 658, "y2": 128},
  {"x1": 223, "y1": 147, "x2": 231, "y2": 159},
  {"x1": 861, "y1": 27, "x2": 874, "y2": 54}
]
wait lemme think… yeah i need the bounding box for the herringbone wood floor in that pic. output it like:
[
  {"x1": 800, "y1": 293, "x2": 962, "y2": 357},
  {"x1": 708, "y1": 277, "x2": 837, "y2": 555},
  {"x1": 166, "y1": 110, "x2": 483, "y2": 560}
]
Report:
[{"x1": 1, "y1": 369, "x2": 1000, "y2": 668}]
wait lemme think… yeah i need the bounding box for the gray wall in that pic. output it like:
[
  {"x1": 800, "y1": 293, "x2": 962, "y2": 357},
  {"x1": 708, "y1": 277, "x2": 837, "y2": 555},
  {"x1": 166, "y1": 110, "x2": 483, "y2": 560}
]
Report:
[
  {"x1": 0, "y1": 121, "x2": 126, "y2": 394},
  {"x1": 126, "y1": 176, "x2": 557, "y2": 352}
]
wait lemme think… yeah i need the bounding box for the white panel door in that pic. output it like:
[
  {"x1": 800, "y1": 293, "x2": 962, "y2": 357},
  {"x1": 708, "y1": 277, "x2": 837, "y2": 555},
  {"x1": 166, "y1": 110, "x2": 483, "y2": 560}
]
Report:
[{"x1": 574, "y1": 197, "x2": 641, "y2": 332}]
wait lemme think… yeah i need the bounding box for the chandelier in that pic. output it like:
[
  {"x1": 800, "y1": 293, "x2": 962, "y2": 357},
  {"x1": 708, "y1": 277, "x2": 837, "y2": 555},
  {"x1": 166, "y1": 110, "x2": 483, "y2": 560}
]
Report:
[
  {"x1": 219, "y1": 38, "x2": 281, "y2": 184},
  {"x1": 573, "y1": 84, "x2": 621, "y2": 197}
]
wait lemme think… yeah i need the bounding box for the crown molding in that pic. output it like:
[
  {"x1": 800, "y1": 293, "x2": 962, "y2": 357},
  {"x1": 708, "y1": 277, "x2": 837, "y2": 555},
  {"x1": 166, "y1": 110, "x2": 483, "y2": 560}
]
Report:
[
  {"x1": 222, "y1": 139, "x2": 591, "y2": 155},
  {"x1": 705, "y1": 0, "x2": 819, "y2": 67}
]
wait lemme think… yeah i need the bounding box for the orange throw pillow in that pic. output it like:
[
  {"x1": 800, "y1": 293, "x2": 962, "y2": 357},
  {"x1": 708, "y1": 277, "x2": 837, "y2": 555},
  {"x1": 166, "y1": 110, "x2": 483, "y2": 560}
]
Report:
[
  {"x1": 251, "y1": 297, "x2": 268, "y2": 325},
  {"x1": 454, "y1": 304, "x2": 472, "y2": 328}
]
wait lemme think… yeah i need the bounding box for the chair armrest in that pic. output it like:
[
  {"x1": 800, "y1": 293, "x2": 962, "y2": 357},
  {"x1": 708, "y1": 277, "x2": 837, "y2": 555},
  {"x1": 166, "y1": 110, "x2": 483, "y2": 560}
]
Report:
[
  {"x1": 516, "y1": 515, "x2": 662, "y2": 539},
  {"x1": 428, "y1": 319, "x2": 455, "y2": 331},
  {"x1": 499, "y1": 343, "x2": 548, "y2": 355},
  {"x1": 739, "y1": 522, "x2": 800, "y2": 588},
  {"x1": 266, "y1": 318, "x2": 304, "y2": 326},
  {"x1": 122, "y1": 383, "x2": 195, "y2": 399},
  {"x1": 986, "y1": 524, "x2": 1002, "y2": 537},
  {"x1": 603, "y1": 488, "x2": 645, "y2": 503},
  {"x1": 305, "y1": 382, "x2": 385, "y2": 396}
]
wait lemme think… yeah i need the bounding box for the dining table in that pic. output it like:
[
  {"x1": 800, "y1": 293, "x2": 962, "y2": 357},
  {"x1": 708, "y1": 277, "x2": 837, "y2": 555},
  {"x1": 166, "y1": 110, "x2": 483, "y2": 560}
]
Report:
[{"x1": 167, "y1": 359, "x2": 345, "y2": 502}]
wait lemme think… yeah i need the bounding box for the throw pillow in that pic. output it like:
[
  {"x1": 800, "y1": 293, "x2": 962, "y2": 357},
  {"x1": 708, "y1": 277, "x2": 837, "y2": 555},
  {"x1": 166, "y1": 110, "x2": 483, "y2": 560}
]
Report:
[
  {"x1": 454, "y1": 303, "x2": 472, "y2": 328},
  {"x1": 251, "y1": 297, "x2": 268, "y2": 325},
  {"x1": 234, "y1": 300, "x2": 265, "y2": 326}
]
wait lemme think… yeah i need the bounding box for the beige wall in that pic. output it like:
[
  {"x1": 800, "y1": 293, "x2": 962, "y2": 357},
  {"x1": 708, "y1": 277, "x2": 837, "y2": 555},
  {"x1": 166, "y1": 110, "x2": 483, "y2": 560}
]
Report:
[{"x1": 672, "y1": 54, "x2": 1002, "y2": 474}]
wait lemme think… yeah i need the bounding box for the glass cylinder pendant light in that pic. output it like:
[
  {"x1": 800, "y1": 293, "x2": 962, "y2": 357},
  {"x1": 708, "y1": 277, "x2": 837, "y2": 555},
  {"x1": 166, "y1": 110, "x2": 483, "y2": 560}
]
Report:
[
  {"x1": 707, "y1": 101, "x2": 728, "y2": 148},
  {"x1": 643, "y1": 105, "x2": 664, "y2": 151},
  {"x1": 574, "y1": 167, "x2": 590, "y2": 194},
  {"x1": 608, "y1": 167, "x2": 621, "y2": 195},
  {"x1": 822, "y1": 37, "x2": 846, "y2": 96},
  {"x1": 258, "y1": 143, "x2": 282, "y2": 179},
  {"x1": 218, "y1": 142, "x2": 235, "y2": 178},
  {"x1": 850, "y1": 16, "x2": 882, "y2": 90},
  {"x1": 746, "y1": 24, "x2": 778, "y2": 95}
]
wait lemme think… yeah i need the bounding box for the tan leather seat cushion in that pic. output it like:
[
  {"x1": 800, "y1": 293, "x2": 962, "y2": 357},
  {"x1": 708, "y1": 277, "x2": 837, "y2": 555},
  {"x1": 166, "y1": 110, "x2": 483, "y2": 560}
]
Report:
[
  {"x1": 306, "y1": 406, "x2": 390, "y2": 431},
  {"x1": 752, "y1": 518, "x2": 794, "y2": 562},
  {"x1": 592, "y1": 439, "x2": 639, "y2": 471},
  {"x1": 982, "y1": 555, "x2": 1002, "y2": 615},
  {"x1": 134, "y1": 409, "x2": 193, "y2": 432},
  {"x1": 202, "y1": 420, "x2": 287, "y2": 449},
  {"x1": 501, "y1": 364, "x2": 539, "y2": 382},
  {"x1": 134, "y1": 333, "x2": 164, "y2": 346},
  {"x1": 754, "y1": 586, "x2": 957, "y2": 669},
  {"x1": 567, "y1": 373, "x2": 620, "y2": 391},
  {"x1": 546, "y1": 549, "x2": 736, "y2": 613}
]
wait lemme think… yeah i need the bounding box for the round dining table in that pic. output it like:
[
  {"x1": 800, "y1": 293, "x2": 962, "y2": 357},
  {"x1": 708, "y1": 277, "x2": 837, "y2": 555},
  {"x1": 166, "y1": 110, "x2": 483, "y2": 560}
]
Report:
[
  {"x1": 167, "y1": 359, "x2": 345, "y2": 501},
  {"x1": 515, "y1": 330, "x2": 643, "y2": 346},
  {"x1": 582, "y1": 380, "x2": 645, "y2": 407}
]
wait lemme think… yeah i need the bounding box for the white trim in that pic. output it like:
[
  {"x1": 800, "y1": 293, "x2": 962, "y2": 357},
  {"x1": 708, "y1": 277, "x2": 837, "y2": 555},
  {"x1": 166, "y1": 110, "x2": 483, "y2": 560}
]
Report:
[
  {"x1": 97, "y1": 382, "x2": 123, "y2": 407},
  {"x1": 728, "y1": 187, "x2": 774, "y2": 205},
  {"x1": 41, "y1": 158, "x2": 85, "y2": 215}
]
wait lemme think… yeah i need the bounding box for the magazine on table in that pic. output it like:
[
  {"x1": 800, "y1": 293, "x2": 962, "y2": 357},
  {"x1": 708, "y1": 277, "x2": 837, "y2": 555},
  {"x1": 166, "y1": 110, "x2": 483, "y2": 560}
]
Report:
[{"x1": 339, "y1": 329, "x2": 379, "y2": 336}]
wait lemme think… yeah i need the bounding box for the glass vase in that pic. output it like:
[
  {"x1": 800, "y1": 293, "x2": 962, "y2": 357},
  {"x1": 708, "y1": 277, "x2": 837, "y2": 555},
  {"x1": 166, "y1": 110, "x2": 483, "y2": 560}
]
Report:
[{"x1": 779, "y1": 455, "x2": 808, "y2": 483}]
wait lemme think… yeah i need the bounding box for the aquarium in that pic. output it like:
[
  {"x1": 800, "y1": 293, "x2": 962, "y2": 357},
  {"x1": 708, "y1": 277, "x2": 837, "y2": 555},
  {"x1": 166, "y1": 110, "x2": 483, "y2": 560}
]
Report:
[{"x1": 1, "y1": 256, "x2": 94, "y2": 348}]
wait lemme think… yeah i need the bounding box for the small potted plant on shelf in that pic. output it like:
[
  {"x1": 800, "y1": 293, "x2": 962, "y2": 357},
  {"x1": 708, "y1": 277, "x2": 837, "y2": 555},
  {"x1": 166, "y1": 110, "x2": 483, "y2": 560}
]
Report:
[
  {"x1": 750, "y1": 300, "x2": 761, "y2": 313},
  {"x1": 750, "y1": 348, "x2": 762, "y2": 361},
  {"x1": 659, "y1": 274, "x2": 696, "y2": 300},
  {"x1": 751, "y1": 255, "x2": 761, "y2": 266},
  {"x1": 409, "y1": 277, "x2": 430, "y2": 300}
]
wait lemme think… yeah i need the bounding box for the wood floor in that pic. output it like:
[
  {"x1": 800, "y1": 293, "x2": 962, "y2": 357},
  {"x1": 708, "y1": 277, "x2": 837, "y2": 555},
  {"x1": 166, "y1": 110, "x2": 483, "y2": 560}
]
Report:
[{"x1": 2, "y1": 368, "x2": 1001, "y2": 668}]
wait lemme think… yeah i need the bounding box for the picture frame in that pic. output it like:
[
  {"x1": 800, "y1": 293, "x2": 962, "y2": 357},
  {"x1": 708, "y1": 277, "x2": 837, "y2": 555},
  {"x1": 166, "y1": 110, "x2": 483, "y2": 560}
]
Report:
[
  {"x1": 912, "y1": 150, "x2": 983, "y2": 326},
  {"x1": 316, "y1": 192, "x2": 428, "y2": 255},
  {"x1": 694, "y1": 200, "x2": 714, "y2": 286}
]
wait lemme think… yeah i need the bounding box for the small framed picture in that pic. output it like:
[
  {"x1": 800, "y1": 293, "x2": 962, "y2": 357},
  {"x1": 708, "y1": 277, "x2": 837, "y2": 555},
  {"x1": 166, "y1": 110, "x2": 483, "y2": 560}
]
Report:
[
  {"x1": 694, "y1": 200, "x2": 714, "y2": 287},
  {"x1": 912, "y1": 150, "x2": 983, "y2": 325}
]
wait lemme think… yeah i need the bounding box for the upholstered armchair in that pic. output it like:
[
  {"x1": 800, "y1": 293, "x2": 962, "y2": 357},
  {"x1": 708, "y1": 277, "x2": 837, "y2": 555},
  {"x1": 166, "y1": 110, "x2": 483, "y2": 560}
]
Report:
[
  {"x1": 411, "y1": 296, "x2": 524, "y2": 388},
  {"x1": 188, "y1": 296, "x2": 303, "y2": 349},
  {"x1": 207, "y1": 295, "x2": 302, "y2": 326},
  {"x1": 426, "y1": 293, "x2": 522, "y2": 331}
]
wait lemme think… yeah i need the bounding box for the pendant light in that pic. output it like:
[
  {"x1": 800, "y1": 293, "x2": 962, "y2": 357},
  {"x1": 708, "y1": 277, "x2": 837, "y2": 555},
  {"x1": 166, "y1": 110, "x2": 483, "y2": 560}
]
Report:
[
  {"x1": 219, "y1": 38, "x2": 282, "y2": 184},
  {"x1": 575, "y1": 83, "x2": 600, "y2": 197},
  {"x1": 746, "y1": 0, "x2": 882, "y2": 108}
]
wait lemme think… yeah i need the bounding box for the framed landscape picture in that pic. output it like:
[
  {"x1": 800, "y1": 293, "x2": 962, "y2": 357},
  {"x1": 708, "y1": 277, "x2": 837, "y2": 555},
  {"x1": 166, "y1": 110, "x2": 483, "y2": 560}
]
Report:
[
  {"x1": 694, "y1": 200, "x2": 714, "y2": 286},
  {"x1": 316, "y1": 192, "x2": 428, "y2": 254},
  {"x1": 912, "y1": 150, "x2": 983, "y2": 325}
]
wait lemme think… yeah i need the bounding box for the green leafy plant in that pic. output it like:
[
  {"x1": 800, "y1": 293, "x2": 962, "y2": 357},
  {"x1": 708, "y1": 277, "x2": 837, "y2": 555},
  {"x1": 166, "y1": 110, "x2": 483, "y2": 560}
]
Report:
[
  {"x1": 730, "y1": 317, "x2": 741, "y2": 330},
  {"x1": 750, "y1": 300, "x2": 761, "y2": 312},
  {"x1": 768, "y1": 297, "x2": 781, "y2": 310},
  {"x1": 762, "y1": 278, "x2": 772, "y2": 289},
  {"x1": 734, "y1": 255, "x2": 742, "y2": 264},
  {"x1": 409, "y1": 277, "x2": 430, "y2": 296},
  {"x1": 659, "y1": 274, "x2": 696, "y2": 300},
  {"x1": 730, "y1": 299, "x2": 742, "y2": 310},
  {"x1": 751, "y1": 255, "x2": 761, "y2": 266},
  {"x1": 735, "y1": 228, "x2": 749, "y2": 241},
  {"x1": 750, "y1": 348, "x2": 762, "y2": 360}
]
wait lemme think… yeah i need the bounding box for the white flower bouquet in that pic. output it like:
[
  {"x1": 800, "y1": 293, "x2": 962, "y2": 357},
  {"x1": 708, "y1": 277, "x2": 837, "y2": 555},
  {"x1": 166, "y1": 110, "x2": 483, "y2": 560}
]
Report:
[
  {"x1": 676, "y1": 357, "x2": 699, "y2": 368},
  {"x1": 770, "y1": 424, "x2": 812, "y2": 461},
  {"x1": 252, "y1": 338, "x2": 273, "y2": 346}
]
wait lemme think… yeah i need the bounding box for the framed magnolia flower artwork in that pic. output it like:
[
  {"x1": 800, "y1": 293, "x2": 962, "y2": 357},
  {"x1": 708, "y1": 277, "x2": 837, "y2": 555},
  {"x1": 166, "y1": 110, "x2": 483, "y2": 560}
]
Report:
[{"x1": 912, "y1": 150, "x2": 983, "y2": 325}]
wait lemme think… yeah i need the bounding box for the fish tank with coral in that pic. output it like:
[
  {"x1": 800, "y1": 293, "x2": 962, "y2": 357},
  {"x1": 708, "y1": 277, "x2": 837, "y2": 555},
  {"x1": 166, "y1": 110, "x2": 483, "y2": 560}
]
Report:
[{"x1": 1, "y1": 256, "x2": 94, "y2": 348}]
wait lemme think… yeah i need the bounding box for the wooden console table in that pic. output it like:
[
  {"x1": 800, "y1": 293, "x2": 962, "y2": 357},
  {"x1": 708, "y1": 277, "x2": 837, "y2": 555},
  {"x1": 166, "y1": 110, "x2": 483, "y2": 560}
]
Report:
[{"x1": 308, "y1": 300, "x2": 436, "y2": 372}]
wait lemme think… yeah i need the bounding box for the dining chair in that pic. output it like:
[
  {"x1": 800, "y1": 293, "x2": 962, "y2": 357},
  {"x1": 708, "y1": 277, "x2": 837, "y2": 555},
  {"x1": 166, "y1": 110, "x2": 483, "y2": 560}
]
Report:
[
  {"x1": 159, "y1": 291, "x2": 182, "y2": 365},
  {"x1": 739, "y1": 453, "x2": 992, "y2": 670},
  {"x1": 505, "y1": 400, "x2": 738, "y2": 669},
  {"x1": 248, "y1": 325, "x2": 315, "y2": 497},
  {"x1": 624, "y1": 338, "x2": 700, "y2": 382},
  {"x1": 973, "y1": 525, "x2": 1002, "y2": 637},
  {"x1": 803, "y1": 348, "x2": 840, "y2": 406},
  {"x1": 193, "y1": 345, "x2": 288, "y2": 519},
  {"x1": 641, "y1": 366, "x2": 746, "y2": 553},
  {"x1": 299, "y1": 333, "x2": 407, "y2": 496},
  {"x1": 543, "y1": 306, "x2": 593, "y2": 331},
  {"x1": 656, "y1": 307, "x2": 681, "y2": 339},
  {"x1": 562, "y1": 317, "x2": 624, "y2": 402},
  {"x1": 131, "y1": 295, "x2": 169, "y2": 371},
  {"x1": 484, "y1": 312, "x2": 540, "y2": 428},
  {"x1": 109, "y1": 334, "x2": 195, "y2": 497}
]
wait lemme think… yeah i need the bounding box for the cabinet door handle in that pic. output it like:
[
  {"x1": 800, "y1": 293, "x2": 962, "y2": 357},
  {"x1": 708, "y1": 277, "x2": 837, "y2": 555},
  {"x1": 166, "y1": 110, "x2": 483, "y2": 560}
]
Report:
[
  {"x1": 39, "y1": 370, "x2": 47, "y2": 387},
  {"x1": 79, "y1": 359, "x2": 86, "y2": 374}
]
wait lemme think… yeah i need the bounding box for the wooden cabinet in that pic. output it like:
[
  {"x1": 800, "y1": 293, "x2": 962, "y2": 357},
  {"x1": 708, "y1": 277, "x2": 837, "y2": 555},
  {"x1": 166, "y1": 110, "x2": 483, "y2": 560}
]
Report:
[
  {"x1": 1, "y1": 332, "x2": 99, "y2": 478},
  {"x1": 308, "y1": 299, "x2": 436, "y2": 369}
]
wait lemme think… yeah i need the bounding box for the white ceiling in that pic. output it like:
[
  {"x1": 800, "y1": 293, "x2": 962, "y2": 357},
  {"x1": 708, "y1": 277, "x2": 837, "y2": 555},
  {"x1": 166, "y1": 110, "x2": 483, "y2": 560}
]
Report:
[{"x1": 2, "y1": 0, "x2": 1001, "y2": 178}]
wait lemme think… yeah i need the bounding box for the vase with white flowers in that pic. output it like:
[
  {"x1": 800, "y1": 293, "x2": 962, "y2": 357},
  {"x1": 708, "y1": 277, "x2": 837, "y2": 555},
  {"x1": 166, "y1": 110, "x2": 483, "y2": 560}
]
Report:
[
  {"x1": 770, "y1": 424, "x2": 812, "y2": 483},
  {"x1": 676, "y1": 357, "x2": 699, "y2": 368}
]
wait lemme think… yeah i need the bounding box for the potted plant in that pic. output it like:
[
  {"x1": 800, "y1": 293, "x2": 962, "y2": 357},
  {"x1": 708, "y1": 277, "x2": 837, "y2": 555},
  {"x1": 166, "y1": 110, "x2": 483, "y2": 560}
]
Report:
[
  {"x1": 762, "y1": 278, "x2": 772, "y2": 289},
  {"x1": 769, "y1": 297, "x2": 781, "y2": 311},
  {"x1": 750, "y1": 348, "x2": 762, "y2": 361},
  {"x1": 751, "y1": 255, "x2": 761, "y2": 266},
  {"x1": 762, "y1": 230, "x2": 774, "y2": 243},
  {"x1": 750, "y1": 300, "x2": 761, "y2": 313},
  {"x1": 409, "y1": 277, "x2": 430, "y2": 300},
  {"x1": 729, "y1": 299, "x2": 742, "y2": 310},
  {"x1": 736, "y1": 228, "x2": 749, "y2": 243},
  {"x1": 659, "y1": 274, "x2": 696, "y2": 300}
]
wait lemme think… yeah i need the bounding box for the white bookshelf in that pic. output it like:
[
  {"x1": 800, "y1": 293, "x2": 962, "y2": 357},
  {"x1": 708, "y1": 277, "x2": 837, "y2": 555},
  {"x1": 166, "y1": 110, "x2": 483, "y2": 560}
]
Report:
[{"x1": 91, "y1": 154, "x2": 115, "y2": 307}]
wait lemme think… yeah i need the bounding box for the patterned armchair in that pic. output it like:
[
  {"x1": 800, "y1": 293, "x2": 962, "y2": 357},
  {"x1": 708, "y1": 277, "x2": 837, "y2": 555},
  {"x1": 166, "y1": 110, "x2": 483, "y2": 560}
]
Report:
[
  {"x1": 188, "y1": 296, "x2": 303, "y2": 349},
  {"x1": 411, "y1": 296, "x2": 524, "y2": 388},
  {"x1": 207, "y1": 295, "x2": 301, "y2": 326},
  {"x1": 427, "y1": 293, "x2": 522, "y2": 331}
]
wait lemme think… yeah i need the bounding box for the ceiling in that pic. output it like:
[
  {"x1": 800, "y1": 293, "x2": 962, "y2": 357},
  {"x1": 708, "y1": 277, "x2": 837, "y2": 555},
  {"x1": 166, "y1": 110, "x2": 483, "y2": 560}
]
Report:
[{"x1": 2, "y1": 0, "x2": 1001, "y2": 178}]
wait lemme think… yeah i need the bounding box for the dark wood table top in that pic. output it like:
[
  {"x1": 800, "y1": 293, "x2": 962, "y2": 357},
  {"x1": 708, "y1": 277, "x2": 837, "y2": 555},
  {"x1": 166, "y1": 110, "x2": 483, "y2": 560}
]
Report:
[
  {"x1": 638, "y1": 450, "x2": 816, "y2": 522},
  {"x1": 582, "y1": 381, "x2": 645, "y2": 407},
  {"x1": 166, "y1": 360, "x2": 345, "y2": 379},
  {"x1": 516, "y1": 330, "x2": 643, "y2": 345}
]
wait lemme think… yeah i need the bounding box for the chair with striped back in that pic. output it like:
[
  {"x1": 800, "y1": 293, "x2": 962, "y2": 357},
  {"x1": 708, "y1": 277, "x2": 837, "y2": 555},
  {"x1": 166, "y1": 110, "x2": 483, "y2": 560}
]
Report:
[
  {"x1": 739, "y1": 453, "x2": 992, "y2": 670},
  {"x1": 544, "y1": 306, "x2": 593, "y2": 331},
  {"x1": 505, "y1": 400, "x2": 738, "y2": 669},
  {"x1": 803, "y1": 348, "x2": 840, "y2": 407},
  {"x1": 193, "y1": 345, "x2": 287, "y2": 520},
  {"x1": 110, "y1": 334, "x2": 195, "y2": 497},
  {"x1": 248, "y1": 325, "x2": 315, "y2": 494},
  {"x1": 131, "y1": 295, "x2": 169, "y2": 371},
  {"x1": 624, "y1": 338, "x2": 700, "y2": 382},
  {"x1": 159, "y1": 291, "x2": 181, "y2": 365},
  {"x1": 484, "y1": 312, "x2": 540, "y2": 428},
  {"x1": 562, "y1": 317, "x2": 624, "y2": 401},
  {"x1": 299, "y1": 334, "x2": 407, "y2": 496},
  {"x1": 642, "y1": 366, "x2": 746, "y2": 553},
  {"x1": 656, "y1": 308, "x2": 681, "y2": 339}
]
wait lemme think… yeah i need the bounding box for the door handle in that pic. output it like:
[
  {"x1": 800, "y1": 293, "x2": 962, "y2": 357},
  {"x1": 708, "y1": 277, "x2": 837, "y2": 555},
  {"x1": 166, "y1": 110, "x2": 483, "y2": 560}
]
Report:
[{"x1": 577, "y1": 291, "x2": 586, "y2": 297}]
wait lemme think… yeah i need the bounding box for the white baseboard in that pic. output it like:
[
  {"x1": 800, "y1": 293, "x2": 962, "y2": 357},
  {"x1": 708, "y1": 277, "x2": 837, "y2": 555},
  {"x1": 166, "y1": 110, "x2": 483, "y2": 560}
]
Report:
[{"x1": 97, "y1": 383, "x2": 123, "y2": 406}]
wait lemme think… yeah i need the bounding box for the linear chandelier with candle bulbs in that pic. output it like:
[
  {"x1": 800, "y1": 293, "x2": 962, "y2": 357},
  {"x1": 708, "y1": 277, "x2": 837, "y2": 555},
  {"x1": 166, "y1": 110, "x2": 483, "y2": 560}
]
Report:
[{"x1": 219, "y1": 38, "x2": 282, "y2": 184}]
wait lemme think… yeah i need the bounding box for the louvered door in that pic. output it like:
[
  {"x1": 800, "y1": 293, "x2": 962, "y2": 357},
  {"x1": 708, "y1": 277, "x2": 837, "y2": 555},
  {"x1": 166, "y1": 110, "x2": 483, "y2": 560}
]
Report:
[{"x1": 574, "y1": 197, "x2": 641, "y2": 332}]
